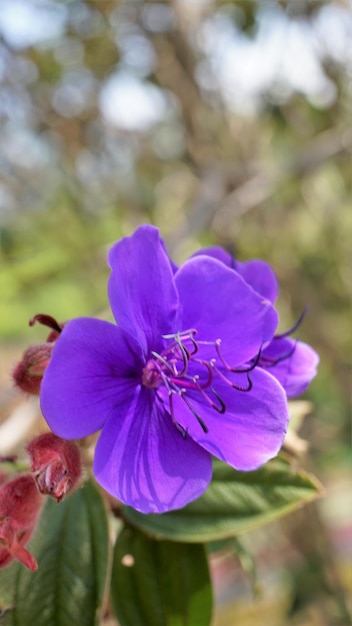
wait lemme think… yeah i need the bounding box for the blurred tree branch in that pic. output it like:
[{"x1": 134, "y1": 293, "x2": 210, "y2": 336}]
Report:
[
  {"x1": 212, "y1": 125, "x2": 352, "y2": 235},
  {"x1": 167, "y1": 125, "x2": 352, "y2": 249}
]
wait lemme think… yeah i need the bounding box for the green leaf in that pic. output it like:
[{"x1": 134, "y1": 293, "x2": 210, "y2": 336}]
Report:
[
  {"x1": 0, "y1": 561, "x2": 19, "y2": 625},
  {"x1": 110, "y1": 526, "x2": 212, "y2": 626},
  {"x1": 123, "y1": 459, "x2": 323, "y2": 543},
  {"x1": 1, "y1": 480, "x2": 109, "y2": 626}
]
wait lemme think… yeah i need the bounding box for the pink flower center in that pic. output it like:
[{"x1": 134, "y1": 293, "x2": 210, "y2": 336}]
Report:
[{"x1": 142, "y1": 360, "x2": 162, "y2": 388}]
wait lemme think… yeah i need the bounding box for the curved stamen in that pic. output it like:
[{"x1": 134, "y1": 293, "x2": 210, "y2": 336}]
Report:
[
  {"x1": 209, "y1": 386, "x2": 227, "y2": 413},
  {"x1": 153, "y1": 361, "x2": 177, "y2": 393},
  {"x1": 191, "y1": 376, "x2": 226, "y2": 413},
  {"x1": 163, "y1": 330, "x2": 199, "y2": 359},
  {"x1": 177, "y1": 424, "x2": 188, "y2": 439},
  {"x1": 232, "y1": 346, "x2": 262, "y2": 374},
  {"x1": 147, "y1": 327, "x2": 259, "y2": 435},
  {"x1": 182, "y1": 330, "x2": 199, "y2": 356},
  {"x1": 233, "y1": 375, "x2": 253, "y2": 393},
  {"x1": 160, "y1": 331, "x2": 195, "y2": 377},
  {"x1": 214, "y1": 339, "x2": 261, "y2": 376},
  {"x1": 173, "y1": 335, "x2": 190, "y2": 377},
  {"x1": 151, "y1": 351, "x2": 176, "y2": 376},
  {"x1": 180, "y1": 391, "x2": 209, "y2": 433},
  {"x1": 275, "y1": 306, "x2": 308, "y2": 339},
  {"x1": 191, "y1": 361, "x2": 214, "y2": 389},
  {"x1": 212, "y1": 363, "x2": 253, "y2": 392},
  {"x1": 162, "y1": 329, "x2": 198, "y2": 343},
  {"x1": 168, "y1": 391, "x2": 188, "y2": 439},
  {"x1": 260, "y1": 341, "x2": 297, "y2": 368}
]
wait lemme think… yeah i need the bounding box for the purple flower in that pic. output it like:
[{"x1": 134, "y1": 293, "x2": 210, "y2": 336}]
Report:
[
  {"x1": 40, "y1": 225, "x2": 289, "y2": 514},
  {"x1": 191, "y1": 247, "x2": 319, "y2": 399}
]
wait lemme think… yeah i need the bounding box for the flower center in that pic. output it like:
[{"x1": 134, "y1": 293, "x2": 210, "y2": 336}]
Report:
[
  {"x1": 141, "y1": 330, "x2": 260, "y2": 438},
  {"x1": 142, "y1": 330, "x2": 200, "y2": 391},
  {"x1": 142, "y1": 360, "x2": 162, "y2": 389}
]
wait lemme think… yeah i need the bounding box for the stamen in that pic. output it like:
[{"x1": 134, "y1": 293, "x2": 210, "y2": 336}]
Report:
[
  {"x1": 191, "y1": 375, "x2": 226, "y2": 414},
  {"x1": 232, "y1": 375, "x2": 253, "y2": 393},
  {"x1": 212, "y1": 364, "x2": 253, "y2": 392},
  {"x1": 168, "y1": 391, "x2": 188, "y2": 439},
  {"x1": 210, "y1": 386, "x2": 227, "y2": 413},
  {"x1": 232, "y1": 346, "x2": 262, "y2": 374},
  {"x1": 180, "y1": 391, "x2": 209, "y2": 433},
  {"x1": 191, "y1": 361, "x2": 213, "y2": 389},
  {"x1": 146, "y1": 326, "x2": 259, "y2": 436},
  {"x1": 176, "y1": 424, "x2": 188, "y2": 439},
  {"x1": 173, "y1": 335, "x2": 190, "y2": 377},
  {"x1": 214, "y1": 339, "x2": 261, "y2": 376},
  {"x1": 260, "y1": 341, "x2": 297, "y2": 368},
  {"x1": 162, "y1": 329, "x2": 197, "y2": 342},
  {"x1": 151, "y1": 351, "x2": 175, "y2": 376},
  {"x1": 275, "y1": 306, "x2": 308, "y2": 339},
  {"x1": 184, "y1": 331, "x2": 199, "y2": 356}
]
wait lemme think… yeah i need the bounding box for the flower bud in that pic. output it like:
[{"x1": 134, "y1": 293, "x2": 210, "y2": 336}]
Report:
[
  {"x1": 0, "y1": 474, "x2": 44, "y2": 571},
  {"x1": 13, "y1": 343, "x2": 54, "y2": 395},
  {"x1": 12, "y1": 313, "x2": 64, "y2": 396},
  {"x1": 26, "y1": 433, "x2": 82, "y2": 502}
]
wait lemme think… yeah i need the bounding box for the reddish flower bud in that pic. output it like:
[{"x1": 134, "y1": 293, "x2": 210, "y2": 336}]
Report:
[
  {"x1": 0, "y1": 472, "x2": 8, "y2": 486},
  {"x1": 13, "y1": 313, "x2": 64, "y2": 396},
  {"x1": 26, "y1": 433, "x2": 82, "y2": 503},
  {"x1": 13, "y1": 343, "x2": 54, "y2": 395},
  {"x1": 0, "y1": 474, "x2": 44, "y2": 571}
]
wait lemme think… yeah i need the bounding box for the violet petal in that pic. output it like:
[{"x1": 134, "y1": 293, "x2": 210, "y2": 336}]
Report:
[
  {"x1": 235, "y1": 259, "x2": 278, "y2": 303},
  {"x1": 108, "y1": 225, "x2": 180, "y2": 354},
  {"x1": 192, "y1": 246, "x2": 234, "y2": 268},
  {"x1": 192, "y1": 249, "x2": 278, "y2": 303},
  {"x1": 93, "y1": 388, "x2": 212, "y2": 513},
  {"x1": 175, "y1": 256, "x2": 278, "y2": 367},
  {"x1": 261, "y1": 336, "x2": 319, "y2": 398},
  {"x1": 159, "y1": 367, "x2": 289, "y2": 471},
  {"x1": 40, "y1": 318, "x2": 141, "y2": 439}
]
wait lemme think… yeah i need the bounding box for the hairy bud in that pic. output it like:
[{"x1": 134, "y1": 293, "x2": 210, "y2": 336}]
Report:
[
  {"x1": 13, "y1": 343, "x2": 54, "y2": 395},
  {"x1": 0, "y1": 474, "x2": 44, "y2": 571},
  {"x1": 26, "y1": 433, "x2": 82, "y2": 502},
  {"x1": 12, "y1": 313, "x2": 64, "y2": 396}
]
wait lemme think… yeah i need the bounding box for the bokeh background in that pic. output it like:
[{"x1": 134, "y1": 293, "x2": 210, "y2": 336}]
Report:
[{"x1": 0, "y1": 1, "x2": 351, "y2": 624}]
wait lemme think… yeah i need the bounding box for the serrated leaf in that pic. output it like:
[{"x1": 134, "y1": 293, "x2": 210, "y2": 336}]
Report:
[
  {"x1": 123, "y1": 459, "x2": 323, "y2": 543},
  {"x1": 111, "y1": 526, "x2": 212, "y2": 626},
  {"x1": 1, "y1": 480, "x2": 109, "y2": 626}
]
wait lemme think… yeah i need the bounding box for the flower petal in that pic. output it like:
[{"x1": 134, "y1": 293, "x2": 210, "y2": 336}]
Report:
[
  {"x1": 192, "y1": 249, "x2": 278, "y2": 303},
  {"x1": 192, "y1": 246, "x2": 234, "y2": 268},
  {"x1": 159, "y1": 367, "x2": 289, "y2": 471},
  {"x1": 41, "y1": 318, "x2": 141, "y2": 438},
  {"x1": 93, "y1": 388, "x2": 212, "y2": 513},
  {"x1": 175, "y1": 256, "x2": 278, "y2": 366},
  {"x1": 235, "y1": 260, "x2": 278, "y2": 303},
  {"x1": 108, "y1": 225, "x2": 180, "y2": 354},
  {"x1": 260, "y1": 337, "x2": 319, "y2": 398}
]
